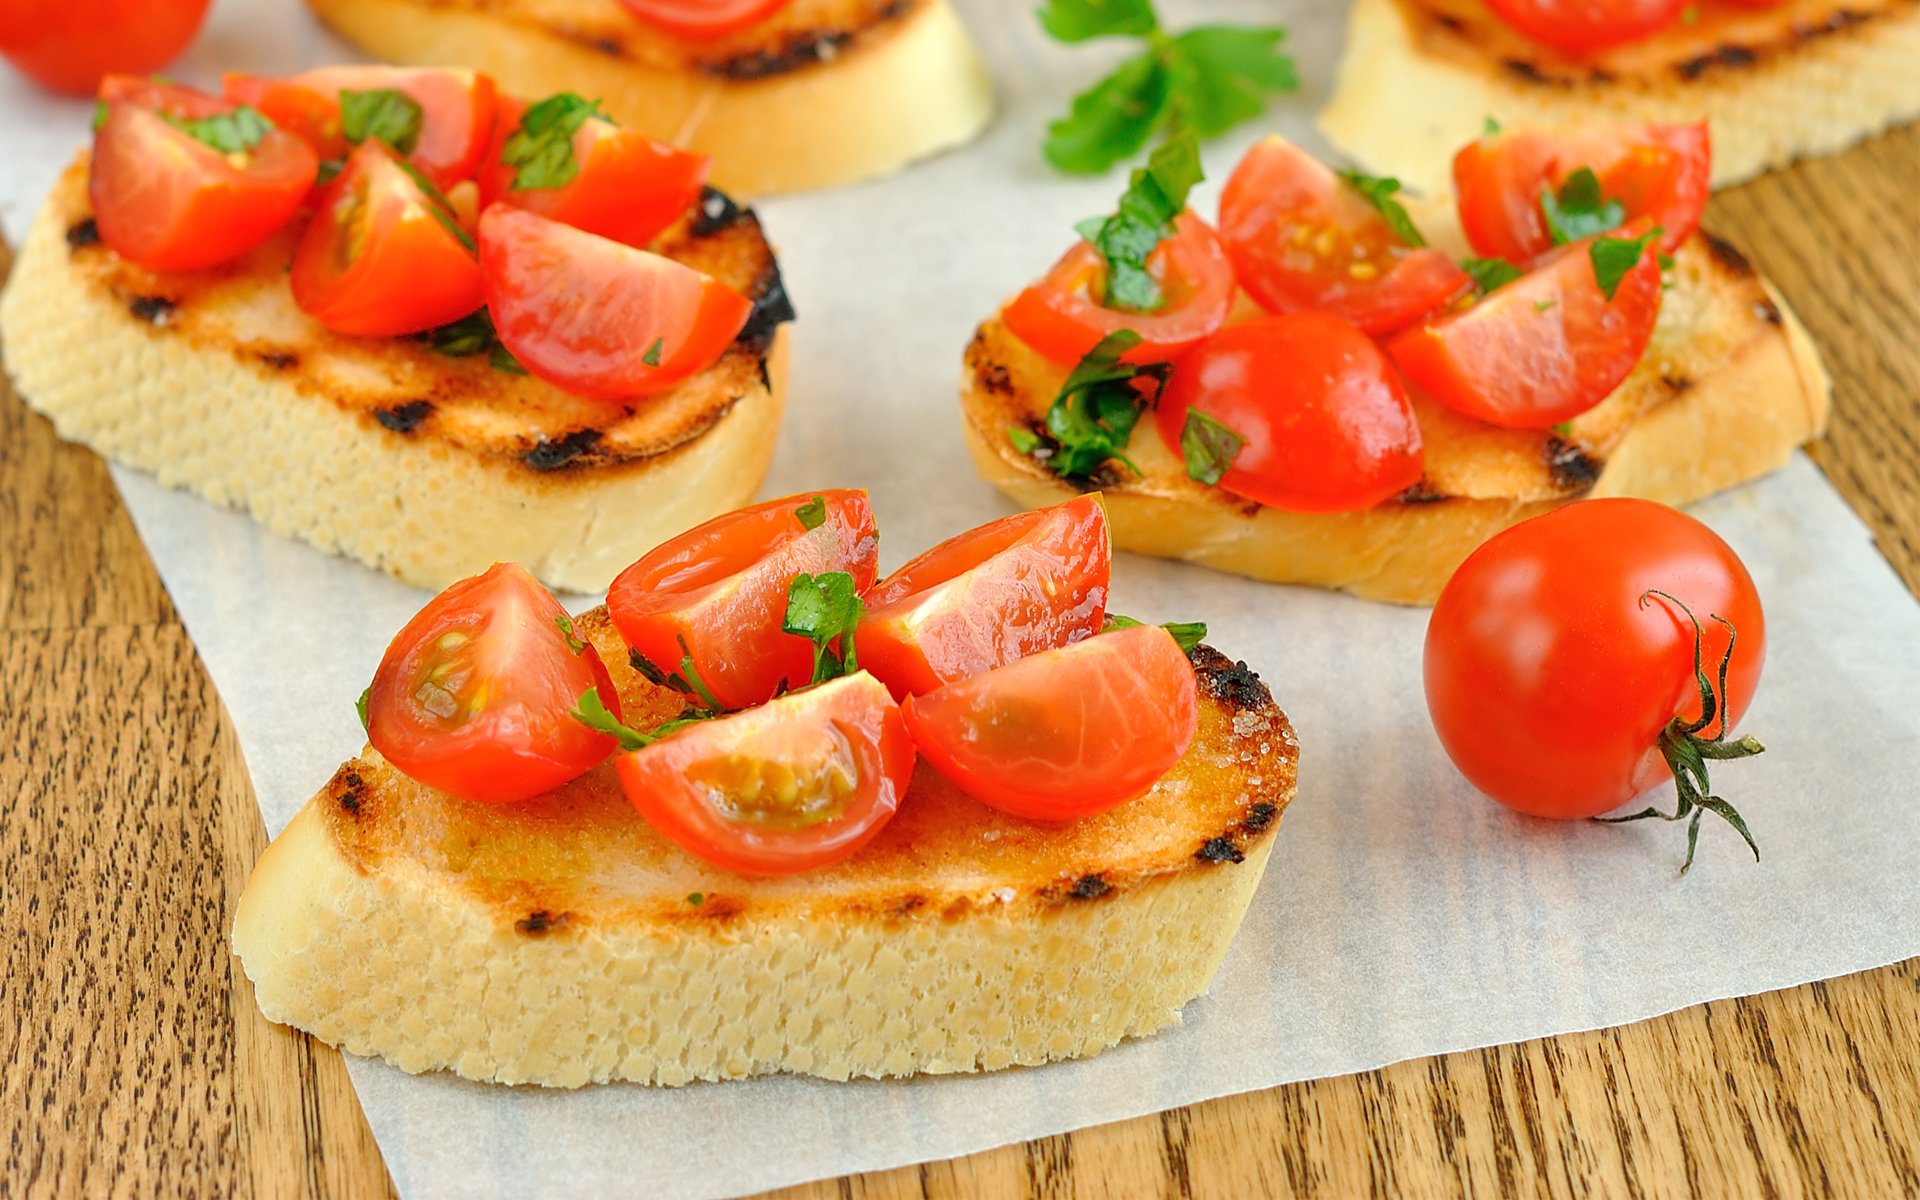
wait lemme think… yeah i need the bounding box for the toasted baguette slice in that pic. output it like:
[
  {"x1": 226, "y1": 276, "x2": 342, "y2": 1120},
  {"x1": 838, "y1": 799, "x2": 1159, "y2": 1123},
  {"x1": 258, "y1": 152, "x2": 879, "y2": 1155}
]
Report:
[
  {"x1": 1318, "y1": 0, "x2": 1920, "y2": 194},
  {"x1": 0, "y1": 158, "x2": 794, "y2": 593},
  {"x1": 305, "y1": 0, "x2": 995, "y2": 196},
  {"x1": 961, "y1": 226, "x2": 1829, "y2": 606},
  {"x1": 231, "y1": 608, "x2": 1297, "y2": 1087}
]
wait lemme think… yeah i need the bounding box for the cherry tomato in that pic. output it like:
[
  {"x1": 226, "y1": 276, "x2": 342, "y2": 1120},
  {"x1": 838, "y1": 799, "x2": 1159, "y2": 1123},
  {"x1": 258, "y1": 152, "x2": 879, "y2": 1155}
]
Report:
[
  {"x1": 89, "y1": 89, "x2": 318, "y2": 272},
  {"x1": 856, "y1": 495, "x2": 1110, "y2": 701},
  {"x1": 0, "y1": 0, "x2": 208, "y2": 97},
  {"x1": 614, "y1": 671, "x2": 914, "y2": 876},
  {"x1": 1483, "y1": 0, "x2": 1686, "y2": 54},
  {"x1": 615, "y1": 0, "x2": 793, "y2": 40},
  {"x1": 477, "y1": 95, "x2": 710, "y2": 248},
  {"x1": 608, "y1": 491, "x2": 880, "y2": 712},
  {"x1": 1426, "y1": 499, "x2": 1765, "y2": 826},
  {"x1": 1387, "y1": 221, "x2": 1663, "y2": 429},
  {"x1": 1219, "y1": 135, "x2": 1471, "y2": 338},
  {"x1": 1454, "y1": 122, "x2": 1710, "y2": 261},
  {"x1": 1158, "y1": 313, "x2": 1423, "y2": 512},
  {"x1": 290, "y1": 142, "x2": 484, "y2": 338},
  {"x1": 478, "y1": 205, "x2": 751, "y2": 399},
  {"x1": 98, "y1": 74, "x2": 227, "y2": 116},
  {"x1": 1002, "y1": 213, "x2": 1236, "y2": 366},
  {"x1": 367, "y1": 563, "x2": 622, "y2": 805},
  {"x1": 224, "y1": 66, "x2": 498, "y2": 189},
  {"x1": 903, "y1": 624, "x2": 1197, "y2": 821}
]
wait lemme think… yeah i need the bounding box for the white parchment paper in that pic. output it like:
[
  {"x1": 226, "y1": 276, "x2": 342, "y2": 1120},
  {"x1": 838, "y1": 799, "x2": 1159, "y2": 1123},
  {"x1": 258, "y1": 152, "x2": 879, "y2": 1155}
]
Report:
[{"x1": 5, "y1": 3, "x2": 1919, "y2": 1197}]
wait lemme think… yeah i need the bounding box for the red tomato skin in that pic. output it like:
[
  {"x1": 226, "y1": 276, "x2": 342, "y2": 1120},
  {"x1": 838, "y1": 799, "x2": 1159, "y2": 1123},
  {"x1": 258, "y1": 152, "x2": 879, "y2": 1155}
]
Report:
[
  {"x1": 608, "y1": 490, "x2": 880, "y2": 712},
  {"x1": 614, "y1": 671, "x2": 914, "y2": 876},
  {"x1": 1158, "y1": 313, "x2": 1424, "y2": 512},
  {"x1": 1454, "y1": 122, "x2": 1710, "y2": 261},
  {"x1": 225, "y1": 66, "x2": 498, "y2": 189},
  {"x1": 290, "y1": 143, "x2": 485, "y2": 338},
  {"x1": 902, "y1": 624, "x2": 1198, "y2": 821},
  {"x1": 615, "y1": 0, "x2": 793, "y2": 40},
  {"x1": 367, "y1": 563, "x2": 621, "y2": 806},
  {"x1": 1425, "y1": 498, "x2": 1765, "y2": 821},
  {"x1": 1220, "y1": 135, "x2": 1471, "y2": 337},
  {"x1": 856, "y1": 495, "x2": 1111, "y2": 701},
  {"x1": 0, "y1": 0, "x2": 209, "y2": 96},
  {"x1": 1482, "y1": 0, "x2": 1687, "y2": 53},
  {"x1": 1002, "y1": 213, "x2": 1236, "y2": 366}
]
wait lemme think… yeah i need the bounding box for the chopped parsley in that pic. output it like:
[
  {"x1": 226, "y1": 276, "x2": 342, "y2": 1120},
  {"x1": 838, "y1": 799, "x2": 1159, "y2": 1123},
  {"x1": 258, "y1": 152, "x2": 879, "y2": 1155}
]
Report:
[
  {"x1": 1073, "y1": 132, "x2": 1203, "y2": 311},
  {"x1": 783, "y1": 572, "x2": 864, "y2": 685},
  {"x1": 500, "y1": 92, "x2": 606, "y2": 192},
  {"x1": 1590, "y1": 226, "x2": 1663, "y2": 302},
  {"x1": 793, "y1": 495, "x2": 827, "y2": 530},
  {"x1": 355, "y1": 685, "x2": 371, "y2": 732},
  {"x1": 1006, "y1": 425, "x2": 1042, "y2": 456},
  {"x1": 629, "y1": 637, "x2": 725, "y2": 712},
  {"x1": 1039, "y1": 330, "x2": 1170, "y2": 480},
  {"x1": 1339, "y1": 169, "x2": 1426, "y2": 248},
  {"x1": 1541, "y1": 167, "x2": 1626, "y2": 246},
  {"x1": 570, "y1": 689, "x2": 714, "y2": 751},
  {"x1": 553, "y1": 614, "x2": 586, "y2": 654},
  {"x1": 1179, "y1": 408, "x2": 1245, "y2": 486},
  {"x1": 161, "y1": 105, "x2": 274, "y2": 155},
  {"x1": 1104, "y1": 613, "x2": 1208, "y2": 654},
  {"x1": 1462, "y1": 256, "x2": 1524, "y2": 296},
  {"x1": 641, "y1": 338, "x2": 664, "y2": 367},
  {"x1": 339, "y1": 88, "x2": 424, "y2": 156},
  {"x1": 424, "y1": 309, "x2": 525, "y2": 376}
]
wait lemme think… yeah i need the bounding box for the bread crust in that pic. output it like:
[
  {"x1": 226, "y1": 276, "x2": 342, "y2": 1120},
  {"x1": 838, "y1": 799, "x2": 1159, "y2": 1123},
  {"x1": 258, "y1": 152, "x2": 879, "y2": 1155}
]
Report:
[
  {"x1": 0, "y1": 159, "x2": 794, "y2": 593},
  {"x1": 1318, "y1": 0, "x2": 1920, "y2": 192},
  {"x1": 231, "y1": 609, "x2": 1298, "y2": 1087},
  {"x1": 960, "y1": 227, "x2": 1829, "y2": 606},
  {"x1": 305, "y1": 0, "x2": 996, "y2": 195}
]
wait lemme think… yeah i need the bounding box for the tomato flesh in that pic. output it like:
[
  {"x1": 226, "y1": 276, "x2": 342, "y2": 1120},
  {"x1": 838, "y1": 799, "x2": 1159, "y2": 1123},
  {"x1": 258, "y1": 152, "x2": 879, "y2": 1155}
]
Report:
[
  {"x1": 1003, "y1": 212, "x2": 1235, "y2": 366},
  {"x1": 223, "y1": 66, "x2": 498, "y2": 189},
  {"x1": 856, "y1": 495, "x2": 1110, "y2": 700},
  {"x1": 367, "y1": 563, "x2": 621, "y2": 805},
  {"x1": 615, "y1": 671, "x2": 914, "y2": 875},
  {"x1": 608, "y1": 490, "x2": 879, "y2": 712},
  {"x1": 1220, "y1": 135, "x2": 1470, "y2": 337},
  {"x1": 615, "y1": 0, "x2": 794, "y2": 39},
  {"x1": 478, "y1": 205, "x2": 751, "y2": 399},
  {"x1": 903, "y1": 624, "x2": 1198, "y2": 821},
  {"x1": 1483, "y1": 0, "x2": 1687, "y2": 53},
  {"x1": 1425, "y1": 498, "x2": 1765, "y2": 821},
  {"x1": 1159, "y1": 313, "x2": 1424, "y2": 512},
  {"x1": 291, "y1": 142, "x2": 484, "y2": 338},
  {"x1": 1454, "y1": 122, "x2": 1710, "y2": 261},
  {"x1": 0, "y1": 0, "x2": 209, "y2": 96}
]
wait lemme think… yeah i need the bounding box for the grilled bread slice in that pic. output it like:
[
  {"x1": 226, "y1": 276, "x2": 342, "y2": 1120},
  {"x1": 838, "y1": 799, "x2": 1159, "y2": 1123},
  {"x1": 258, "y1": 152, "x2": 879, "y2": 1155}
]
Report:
[
  {"x1": 0, "y1": 157, "x2": 794, "y2": 593},
  {"x1": 961, "y1": 226, "x2": 1829, "y2": 606},
  {"x1": 305, "y1": 0, "x2": 995, "y2": 196},
  {"x1": 231, "y1": 607, "x2": 1297, "y2": 1087},
  {"x1": 1318, "y1": 0, "x2": 1920, "y2": 194}
]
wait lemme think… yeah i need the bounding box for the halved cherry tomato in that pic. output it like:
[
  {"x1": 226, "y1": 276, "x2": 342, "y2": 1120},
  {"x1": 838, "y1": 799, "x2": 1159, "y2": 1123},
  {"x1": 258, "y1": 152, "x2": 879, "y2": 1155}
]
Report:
[
  {"x1": 223, "y1": 66, "x2": 497, "y2": 188},
  {"x1": 89, "y1": 89, "x2": 318, "y2": 272},
  {"x1": 478, "y1": 205, "x2": 751, "y2": 399},
  {"x1": 0, "y1": 0, "x2": 208, "y2": 97},
  {"x1": 615, "y1": 0, "x2": 793, "y2": 40},
  {"x1": 98, "y1": 74, "x2": 228, "y2": 117},
  {"x1": 1002, "y1": 213, "x2": 1235, "y2": 366},
  {"x1": 1454, "y1": 122, "x2": 1710, "y2": 261},
  {"x1": 366, "y1": 563, "x2": 621, "y2": 805},
  {"x1": 477, "y1": 95, "x2": 710, "y2": 248},
  {"x1": 1158, "y1": 313, "x2": 1424, "y2": 512},
  {"x1": 1483, "y1": 0, "x2": 1686, "y2": 54},
  {"x1": 1388, "y1": 221, "x2": 1663, "y2": 429},
  {"x1": 615, "y1": 671, "x2": 914, "y2": 876},
  {"x1": 608, "y1": 491, "x2": 879, "y2": 712},
  {"x1": 856, "y1": 495, "x2": 1110, "y2": 701},
  {"x1": 903, "y1": 624, "x2": 1197, "y2": 821},
  {"x1": 1219, "y1": 135, "x2": 1470, "y2": 337}
]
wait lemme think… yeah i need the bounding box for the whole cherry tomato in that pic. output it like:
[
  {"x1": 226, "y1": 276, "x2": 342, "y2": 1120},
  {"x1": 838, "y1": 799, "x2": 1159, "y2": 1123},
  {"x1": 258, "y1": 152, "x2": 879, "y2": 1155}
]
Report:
[
  {"x1": 616, "y1": 0, "x2": 792, "y2": 39},
  {"x1": 0, "y1": 0, "x2": 209, "y2": 96},
  {"x1": 1483, "y1": 0, "x2": 1687, "y2": 54}
]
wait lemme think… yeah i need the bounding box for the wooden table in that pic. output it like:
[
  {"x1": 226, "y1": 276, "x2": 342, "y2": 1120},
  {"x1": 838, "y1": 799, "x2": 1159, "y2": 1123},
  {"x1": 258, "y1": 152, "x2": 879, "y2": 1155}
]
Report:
[{"x1": 6, "y1": 122, "x2": 1919, "y2": 1200}]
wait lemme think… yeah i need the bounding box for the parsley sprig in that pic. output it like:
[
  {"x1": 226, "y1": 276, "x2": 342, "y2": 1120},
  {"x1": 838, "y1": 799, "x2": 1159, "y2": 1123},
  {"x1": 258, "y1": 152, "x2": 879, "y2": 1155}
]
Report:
[
  {"x1": 629, "y1": 638, "x2": 725, "y2": 712},
  {"x1": 340, "y1": 88, "x2": 424, "y2": 156},
  {"x1": 1038, "y1": 330, "x2": 1170, "y2": 481},
  {"x1": 1590, "y1": 226, "x2": 1662, "y2": 302},
  {"x1": 501, "y1": 93, "x2": 606, "y2": 192},
  {"x1": 1105, "y1": 613, "x2": 1208, "y2": 654},
  {"x1": 422, "y1": 309, "x2": 528, "y2": 375},
  {"x1": 1073, "y1": 133, "x2": 1203, "y2": 312},
  {"x1": 783, "y1": 572, "x2": 864, "y2": 686},
  {"x1": 570, "y1": 689, "x2": 715, "y2": 751},
  {"x1": 162, "y1": 105, "x2": 274, "y2": 155},
  {"x1": 1040, "y1": 0, "x2": 1296, "y2": 174},
  {"x1": 1462, "y1": 257, "x2": 1524, "y2": 296},
  {"x1": 1541, "y1": 167, "x2": 1625, "y2": 246}
]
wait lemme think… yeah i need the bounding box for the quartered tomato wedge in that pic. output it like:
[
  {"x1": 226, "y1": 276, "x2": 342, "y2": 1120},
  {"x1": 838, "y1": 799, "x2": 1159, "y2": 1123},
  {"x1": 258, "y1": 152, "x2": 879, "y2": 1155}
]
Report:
[
  {"x1": 608, "y1": 491, "x2": 879, "y2": 712},
  {"x1": 478, "y1": 95, "x2": 710, "y2": 248},
  {"x1": 223, "y1": 66, "x2": 497, "y2": 188},
  {"x1": 856, "y1": 495, "x2": 1110, "y2": 701},
  {"x1": 1483, "y1": 0, "x2": 1686, "y2": 53},
  {"x1": 1002, "y1": 212, "x2": 1235, "y2": 366},
  {"x1": 1158, "y1": 313, "x2": 1424, "y2": 512},
  {"x1": 1219, "y1": 135, "x2": 1470, "y2": 337},
  {"x1": 478, "y1": 205, "x2": 751, "y2": 399},
  {"x1": 366, "y1": 563, "x2": 621, "y2": 805},
  {"x1": 616, "y1": 0, "x2": 793, "y2": 40},
  {"x1": 291, "y1": 142, "x2": 484, "y2": 338},
  {"x1": 1455, "y1": 122, "x2": 1710, "y2": 260},
  {"x1": 1388, "y1": 222, "x2": 1664, "y2": 429},
  {"x1": 615, "y1": 672, "x2": 914, "y2": 876},
  {"x1": 903, "y1": 624, "x2": 1198, "y2": 821},
  {"x1": 89, "y1": 86, "x2": 318, "y2": 272}
]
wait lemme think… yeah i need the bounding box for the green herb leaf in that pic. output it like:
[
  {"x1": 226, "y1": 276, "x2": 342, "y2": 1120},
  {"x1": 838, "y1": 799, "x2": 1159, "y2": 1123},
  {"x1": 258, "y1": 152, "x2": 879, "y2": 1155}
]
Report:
[
  {"x1": 1162, "y1": 26, "x2": 1297, "y2": 142},
  {"x1": 1462, "y1": 256, "x2": 1524, "y2": 295},
  {"x1": 501, "y1": 92, "x2": 605, "y2": 192},
  {"x1": 1533, "y1": 299, "x2": 1557, "y2": 313},
  {"x1": 1179, "y1": 407, "x2": 1245, "y2": 486},
  {"x1": 1103, "y1": 613, "x2": 1207, "y2": 653},
  {"x1": 392, "y1": 158, "x2": 476, "y2": 252},
  {"x1": 570, "y1": 688, "x2": 714, "y2": 752},
  {"x1": 1038, "y1": 0, "x2": 1158, "y2": 42},
  {"x1": 339, "y1": 88, "x2": 424, "y2": 156},
  {"x1": 1044, "y1": 50, "x2": 1169, "y2": 175},
  {"x1": 794, "y1": 495, "x2": 827, "y2": 530},
  {"x1": 490, "y1": 342, "x2": 529, "y2": 375},
  {"x1": 316, "y1": 159, "x2": 343, "y2": 185},
  {"x1": 355, "y1": 686, "x2": 371, "y2": 732},
  {"x1": 1541, "y1": 167, "x2": 1625, "y2": 246},
  {"x1": 162, "y1": 105, "x2": 274, "y2": 155},
  {"x1": 425, "y1": 310, "x2": 495, "y2": 356},
  {"x1": 1006, "y1": 425, "x2": 1041, "y2": 455},
  {"x1": 1041, "y1": 330, "x2": 1169, "y2": 480},
  {"x1": 1339, "y1": 170, "x2": 1425, "y2": 248},
  {"x1": 92, "y1": 99, "x2": 109, "y2": 132},
  {"x1": 641, "y1": 338, "x2": 664, "y2": 367},
  {"x1": 686, "y1": 892, "x2": 705, "y2": 906},
  {"x1": 783, "y1": 571, "x2": 864, "y2": 685},
  {"x1": 554, "y1": 614, "x2": 586, "y2": 655},
  {"x1": 1551, "y1": 421, "x2": 1573, "y2": 436},
  {"x1": 1482, "y1": 115, "x2": 1502, "y2": 136},
  {"x1": 1074, "y1": 132, "x2": 1203, "y2": 311},
  {"x1": 1590, "y1": 226, "x2": 1662, "y2": 302}
]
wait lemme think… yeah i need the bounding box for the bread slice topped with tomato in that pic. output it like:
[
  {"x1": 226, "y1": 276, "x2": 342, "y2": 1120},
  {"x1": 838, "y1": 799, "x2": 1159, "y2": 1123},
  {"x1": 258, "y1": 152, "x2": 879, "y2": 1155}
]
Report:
[
  {"x1": 302, "y1": 0, "x2": 995, "y2": 195},
  {"x1": 960, "y1": 127, "x2": 1829, "y2": 605},
  {"x1": 0, "y1": 71, "x2": 796, "y2": 593},
  {"x1": 231, "y1": 490, "x2": 1297, "y2": 1086},
  {"x1": 1318, "y1": 0, "x2": 1920, "y2": 193}
]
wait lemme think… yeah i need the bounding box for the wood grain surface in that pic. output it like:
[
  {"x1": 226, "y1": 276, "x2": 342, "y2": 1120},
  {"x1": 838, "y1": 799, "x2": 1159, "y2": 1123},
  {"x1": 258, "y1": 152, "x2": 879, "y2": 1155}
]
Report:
[{"x1": 4, "y1": 122, "x2": 1919, "y2": 1200}]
